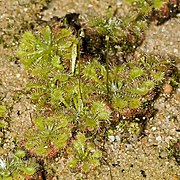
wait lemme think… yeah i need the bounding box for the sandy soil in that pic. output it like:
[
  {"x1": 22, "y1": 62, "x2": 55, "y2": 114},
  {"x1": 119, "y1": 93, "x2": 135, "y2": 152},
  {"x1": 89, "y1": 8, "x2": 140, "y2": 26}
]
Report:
[{"x1": 0, "y1": 0, "x2": 179, "y2": 179}]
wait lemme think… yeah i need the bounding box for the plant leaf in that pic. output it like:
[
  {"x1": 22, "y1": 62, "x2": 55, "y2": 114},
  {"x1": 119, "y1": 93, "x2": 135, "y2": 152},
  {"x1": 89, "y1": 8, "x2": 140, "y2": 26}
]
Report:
[
  {"x1": 68, "y1": 158, "x2": 78, "y2": 168},
  {"x1": 52, "y1": 55, "x2": 63, "y2": 69},
  {"x1": 0, "y1": 105, "x2": 6, "y2": 117},
  {"x1": 35, "y1": 144, "x2": 50, "y2": 156},
  {"x1": 34, "y1": 117, "x2": 44, "y2": 130},
  {"x1": 129, "y1": 67, "x2": 144, "y2": 79},
  {"x1": 153, "y1": 72, "x2": 164, "y2": 81},
  {"x1": 154, "y1": 0, "x2": 164, "y2": 9},
  {"x1": 42, "y1": 26, "x2": 52, "y2": 45},
  {"x1": 88, "y1": 159, "x2": 100, "y2": 167},
  {"x1": 22, "y1": 167, "x2": 36, "y2": 175},
  {"x1": 82, "y1": 163, "x2": 90, "y2": 172},
  {"x1": 128, "y1": 98, "x2": 140, "y2": 109},
  {"x1": 92, "y1": 150, "x2": 102, "y2": 158},
  {"x1": 91, "y1": 102, "x2": 110, "y2": 120},
  {"x1": 85, "y1": 118, "x2": 97, "y2": 128},
  {"x1": 112, "y1": 97, "x2": 128, "y2": 109},
  {"x1": 15, "y1": 150, "x2": 25, "y2": 158},
  {"x1": 73, "y1": 133, "x2": 86, "y2": 154}
]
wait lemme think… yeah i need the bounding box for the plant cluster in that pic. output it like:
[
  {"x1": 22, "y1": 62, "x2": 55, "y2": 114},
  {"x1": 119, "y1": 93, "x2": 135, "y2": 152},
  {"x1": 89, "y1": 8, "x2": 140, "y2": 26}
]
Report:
[
  {"x1": 84, "y1": 0, "x2": 179, "y2": 63},
  {"x1": 84, "y1": 10, "x2": 147, "y2": 61},
  {"x1": 15, "y1": 1, "x2": 180, "y2": 175},
  {"x1": 165, "y1": 140, "x2": 180, "y2": 165},
  {"x1": 125, "y1": 0, "x2": 180, "y2": 24},
  {"x1": 126, "y1": 0, "x2": 168, "y2": 14},
  {"x1": 0, "y1": 104, "x2": 6, "y2": 119},
  {"x1": 16, "y1": 23, "x2": 178, "y2": 175},
  {"x1": 0, "y1": 150, "x2": 37, "y2": 179},
  {"x1": 67, "y1": 133, "x2": 103, "y2": 172}
]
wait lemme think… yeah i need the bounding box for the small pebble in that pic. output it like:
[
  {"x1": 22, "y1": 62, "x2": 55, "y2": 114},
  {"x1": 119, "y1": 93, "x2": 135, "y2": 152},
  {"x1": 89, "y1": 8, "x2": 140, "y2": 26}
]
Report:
[
  {"x1": 126, "y1": 144, "x2": 133, "y2": 151},
  {"x1": 160, "y1": 151, "x2": 168, "y2": 158},
  {"x1": 163, "y1": 84, "x2": 173, "y2": 94},
  {"x1": 16, "y1": 74, "x2": 21, "y2": 78},
  {"x1": 109, "y1": 136, "x2": 115, "y2": 142},
  {"x1": 115, "y1": 135, "x2": 121, "y2": 142},
  {"x1": 156, "y1": 136, "x2": 162, "y2": 141},
  {"x1": 152, "y1": 127, "x2": 156, "y2": 131}
]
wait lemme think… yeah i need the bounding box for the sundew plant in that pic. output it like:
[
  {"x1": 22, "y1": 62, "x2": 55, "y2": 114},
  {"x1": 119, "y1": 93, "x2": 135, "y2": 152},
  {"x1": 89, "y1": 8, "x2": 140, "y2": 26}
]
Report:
[
  {"x1": 0, "y1": 150, "x2": 36, "y2": 179},
  {"x1": 125, "y1": 0, "x2": 168, "y2": 14},
  {"x1": 16, "y1": 13, "x2": 178, "y2": 175}
]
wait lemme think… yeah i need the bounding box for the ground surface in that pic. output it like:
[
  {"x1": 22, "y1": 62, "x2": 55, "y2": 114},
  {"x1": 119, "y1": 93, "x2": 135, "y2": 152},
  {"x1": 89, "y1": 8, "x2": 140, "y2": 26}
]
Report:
[{"x1": 0, "y1": 0, "x2": 179, "y2": 179}]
